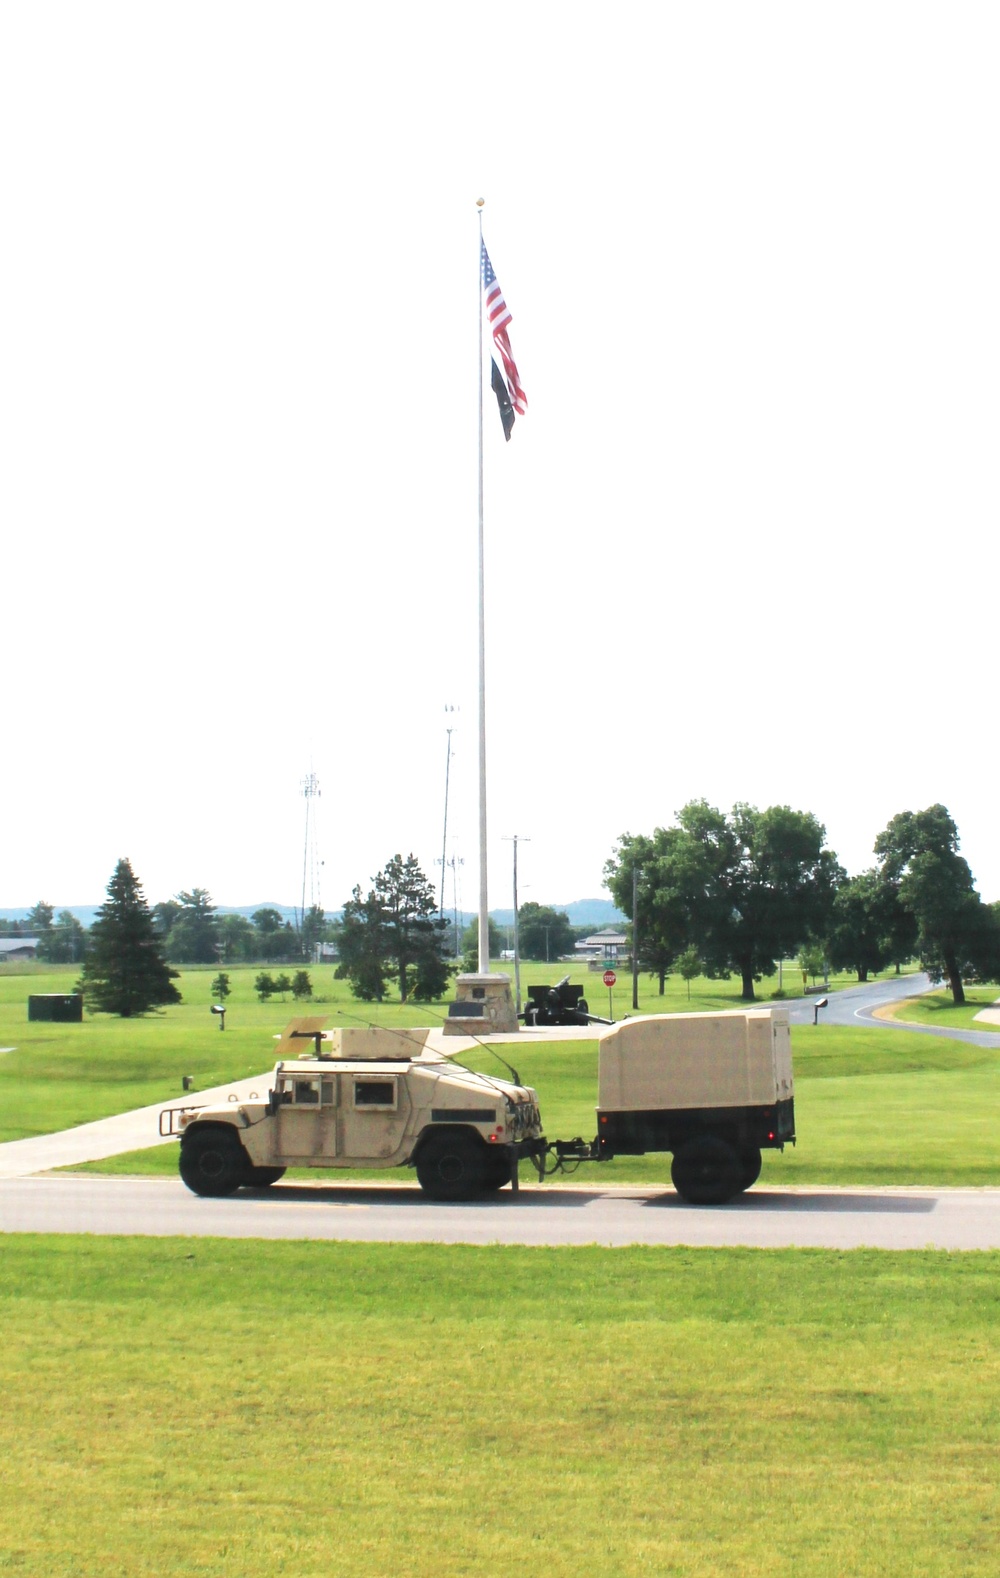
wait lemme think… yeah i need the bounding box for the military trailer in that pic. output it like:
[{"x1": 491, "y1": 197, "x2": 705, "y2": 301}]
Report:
[
  {"x1": 591, "y1": 1007, "x2": 795, "y2": 1203},
  {"x1": 161, "y1": 1020, "x2": 543, "y2": 1202}
]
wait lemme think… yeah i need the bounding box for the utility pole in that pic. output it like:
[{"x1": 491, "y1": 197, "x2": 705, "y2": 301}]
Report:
[{"x1": 503, "y1": 834, "x2": 529, "y2": 1015}]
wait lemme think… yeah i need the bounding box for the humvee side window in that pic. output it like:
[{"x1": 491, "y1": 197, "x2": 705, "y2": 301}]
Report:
[
  {"x1": 294, "y1": 1079, "x2": 321, "y2": 1105},
  {"x1": 353, "y1": 1079, "x2": 396, "y2": 1110}
]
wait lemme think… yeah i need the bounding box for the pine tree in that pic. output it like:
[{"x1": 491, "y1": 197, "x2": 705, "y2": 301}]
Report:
[{"x1": 79, "y1": 859, "x2": 181, "y2": 1016}]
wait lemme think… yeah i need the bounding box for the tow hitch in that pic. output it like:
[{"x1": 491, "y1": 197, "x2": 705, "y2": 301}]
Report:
[{"x1": 523, "y1": 1136, "x2": 601, "y2": 1181}]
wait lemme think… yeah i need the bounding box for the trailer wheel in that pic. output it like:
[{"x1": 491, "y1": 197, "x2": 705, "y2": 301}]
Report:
[
  {"x1": 179, "y1": 1129, "x2": 248, "y2": 1197},
  {"x1": 738, "y1": 1146, "x2": 762, "y2": 1191},
  {"x1": 416, "y1": 1133, "x2": 489, "y2": 1201},
  {"x1": 671, "y1": 1137, "x2": 742, "y2": 1205},
  {"x1": 245, "y1": 1166, "x2": 287, "y2": 1188}
]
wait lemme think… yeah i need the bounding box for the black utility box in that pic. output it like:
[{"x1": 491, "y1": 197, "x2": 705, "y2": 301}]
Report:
[{"x1": 28, "y1": 994, "x2": 83, "y2": 1023}]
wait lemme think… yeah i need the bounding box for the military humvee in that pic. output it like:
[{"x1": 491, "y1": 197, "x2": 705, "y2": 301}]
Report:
[{"x1": 161, "y1": 1019, "x2": 543, "y2": 1201}]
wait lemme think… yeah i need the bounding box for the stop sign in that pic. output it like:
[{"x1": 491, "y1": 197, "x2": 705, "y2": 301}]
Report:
[{"x1": 603, "y1": 969, "x2": 617, "y2": 987}]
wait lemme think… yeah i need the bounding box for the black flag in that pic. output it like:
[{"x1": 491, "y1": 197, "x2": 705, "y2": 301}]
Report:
[{"x1": 490, "y1": 356, "x2": 515, "y2": 442}]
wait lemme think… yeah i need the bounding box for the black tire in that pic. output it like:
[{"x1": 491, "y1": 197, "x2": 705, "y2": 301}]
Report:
[
  {"x1": 670, "y1": 1137, "x2": 743, "y2": 1206},
  {"x1": 179, "y1": 1128, "x2": 249, "y2": 1197},
  {"x1": 482, "y1": 1150, "x2": 513, "y2": 1191},
  {"x1": 738, "y1": 1146, "x2": 762, "y2": 1192},
  {"x1": 523, "y1": 1001, "x2": 537, "y2": 1026},
  {"x1": 245, "y1": 1165, "x2": 287, "y2": 1188},
  {"x1": 416, "y1": 1132, "x2": 490, "y2": 1201},
  {"x1": 577, "y1": 998, "x2": 589, "y2": 1015}
]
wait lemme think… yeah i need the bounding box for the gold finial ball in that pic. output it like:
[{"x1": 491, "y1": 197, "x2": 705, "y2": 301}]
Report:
[{"x1": 476, "y1": 198, "x2": 485, "y2": 208}]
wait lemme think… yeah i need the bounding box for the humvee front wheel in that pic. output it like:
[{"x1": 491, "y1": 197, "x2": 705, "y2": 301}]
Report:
[
  {"x1": 416, "y1": 1132, "x2": 489, "y2": 1201},
  {"x1": 179, "y1": 1129, "x2": 248, "y2": 1197},
  {"x1": 670, "y1": 1137, "x2": 742, "y2": 1206},
  {"x1": 245, "y1": 1165, "x2": 286, "y2": 1188},
  {"x1": 483, "y1": 1150, "x2": 513, "y2": 1191}
]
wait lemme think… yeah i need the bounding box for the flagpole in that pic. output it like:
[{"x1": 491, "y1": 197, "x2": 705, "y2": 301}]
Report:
[{"x1": 476, "y1": 199, "x2": 489, "y2": 975}]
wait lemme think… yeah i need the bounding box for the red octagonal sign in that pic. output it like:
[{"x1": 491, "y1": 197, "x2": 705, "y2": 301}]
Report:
[{"x1": 603, "y1": 969, "x2": 617, "y2": 987}]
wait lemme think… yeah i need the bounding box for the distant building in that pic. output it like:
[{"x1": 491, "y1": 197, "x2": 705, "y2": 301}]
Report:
[
  {"x1": 575, "y1": 929, "x2": 628, "y2": 963},
  {"x1": 0, "y1": 936, "x2": 40, "y2": 961}
]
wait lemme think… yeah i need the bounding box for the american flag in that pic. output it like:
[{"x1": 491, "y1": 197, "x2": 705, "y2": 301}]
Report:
[{"x1": 481, "y1": 241, "x2": 527, "y2": 417}]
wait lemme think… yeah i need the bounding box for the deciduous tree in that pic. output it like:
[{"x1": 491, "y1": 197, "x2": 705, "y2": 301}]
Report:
[
  {"x1": 43, "y1": 910, "x2": 86, "y2": 964},
  {"x1": 874, "y1": 805, "x2": 1000, "y2": 1004},
  {"x1": 516, "y1": 903, "x2": 575, "y2": 963},
  {"x1": 251, "y1": 908, "x2": 285, "y2": 962},
  {"x1": 166, "y1": 889, "x2": 220, "y2": 964},
  {"x1": 606, "y1": 802, "x2": 841, "y2": 1002},
  {"x1": 826, "y1": 868, "x2": 916, "y2": 983}
]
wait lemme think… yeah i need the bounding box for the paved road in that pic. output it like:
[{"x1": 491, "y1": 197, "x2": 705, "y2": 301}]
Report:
[
  {"x1": 2, "y1": 1175, "x2": 998, "y2": 1250},
  {"x1": 783, "y1": 971, "x2": 1000, "y2": 1045}
]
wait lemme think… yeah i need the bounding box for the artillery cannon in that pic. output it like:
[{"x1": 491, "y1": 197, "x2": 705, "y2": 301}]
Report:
[{"x1": 522, "y1": 976, "x2": 612, "y2": 1027}]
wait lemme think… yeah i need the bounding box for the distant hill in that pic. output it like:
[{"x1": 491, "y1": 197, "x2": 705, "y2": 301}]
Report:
[
  {"x1": 0, "y1": 906, "x2": 101, "y2": 928},
  {"x1": 489, "y1": 898, "x2": 625, "y2": 929},
  {"x1": 1, "y1": 897, "x2": 624, "y2": 931}
]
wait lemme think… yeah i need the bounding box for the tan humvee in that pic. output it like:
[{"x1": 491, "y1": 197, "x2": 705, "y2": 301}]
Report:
[{"x1": 163, "y1": 1020, "x2": 543, "y2": 1201}]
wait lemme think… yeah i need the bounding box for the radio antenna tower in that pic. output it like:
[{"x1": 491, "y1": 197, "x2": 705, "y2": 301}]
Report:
[{"x1": 299, "y1": 770, "x2": 322, "y2": 932}]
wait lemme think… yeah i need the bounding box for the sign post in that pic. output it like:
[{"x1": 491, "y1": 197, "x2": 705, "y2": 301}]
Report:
[{"x1": 603, "y1": 968, "x2": 616, "y2": 1021}]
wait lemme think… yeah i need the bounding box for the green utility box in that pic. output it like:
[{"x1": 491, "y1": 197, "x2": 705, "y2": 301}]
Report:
[{"x1": 28, "y1": 994, "x2": 83, "y2": 1023}]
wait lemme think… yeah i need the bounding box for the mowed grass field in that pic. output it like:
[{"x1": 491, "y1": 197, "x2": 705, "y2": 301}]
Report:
[
  {"x1": 1, "y1": 1238, "x2": 997, "y2": 1578},
  {"x1": 3, "y1": 969, "x2": 999, "y2": 1575},
  {"x1": 3, "y1": 963, "x2": 1000, "y2": 1187}
]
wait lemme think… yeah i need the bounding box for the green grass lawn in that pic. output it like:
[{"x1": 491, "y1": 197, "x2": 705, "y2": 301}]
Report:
[
  {"x1": 0, "y1": 1237, "x2": 997, "y2": 1577},
  {"x1": 877, "y1": 986, "x2": 1000, "y2": 1032}
]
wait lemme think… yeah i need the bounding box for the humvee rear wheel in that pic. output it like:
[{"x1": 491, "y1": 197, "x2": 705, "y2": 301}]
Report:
[
  {"x1": 738, "y1": 1146, "x2": 762, "y2": 1191},
  {"x1": 670, "y1": 1137, "x2": 742, "y2": 1206},
  {"x1": 416, "y1": 1133, "x2": 489, "y2": 1201},
  {"x1": 245, "y1": 1165, "x2": 286, "y2": 1188},
  {"x1": 179, "y1": 1129, "x2": 248, "y2": 1197}
]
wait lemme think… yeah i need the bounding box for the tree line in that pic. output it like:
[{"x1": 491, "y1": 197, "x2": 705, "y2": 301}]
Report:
[
  {"x1": 16, "y1": 891, "x2": 338, "y2": 966},
  {"x1": 605, "y1": 800, "x2": 1000, "y2": 1005},
  {"x1": 29, "y1": 799, "x2": 1000, "y2": 1018}
]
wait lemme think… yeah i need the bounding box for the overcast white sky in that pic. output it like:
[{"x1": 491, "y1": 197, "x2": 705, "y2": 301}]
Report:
[{"x1": 2, "y1": 2, "x2": 998, "y2": 917}]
